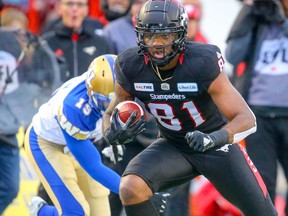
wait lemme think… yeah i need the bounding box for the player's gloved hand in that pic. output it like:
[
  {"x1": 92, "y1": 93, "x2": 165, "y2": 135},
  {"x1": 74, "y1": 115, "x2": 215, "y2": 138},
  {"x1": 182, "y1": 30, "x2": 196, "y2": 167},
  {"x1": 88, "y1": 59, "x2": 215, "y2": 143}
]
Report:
[
  {"x1": 101, "y1": 145, "x2": 125, "y2": 163},
  {"x1": 104, "y1": 108, "x2": 146, "y2": 145},
  {"x1": 185, "y1": 129, "x2": 229, "y2": 152},
  {"x1": 151, "y1": 192, "x2": 171, "y2": 216}
]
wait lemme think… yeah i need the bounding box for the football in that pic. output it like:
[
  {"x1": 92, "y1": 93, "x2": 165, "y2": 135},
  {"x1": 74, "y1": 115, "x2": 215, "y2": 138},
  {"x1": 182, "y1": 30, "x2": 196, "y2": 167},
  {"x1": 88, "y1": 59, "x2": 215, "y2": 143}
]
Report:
[{"x1": 115, "y1": 101, "x2": 145, "y2": 125}]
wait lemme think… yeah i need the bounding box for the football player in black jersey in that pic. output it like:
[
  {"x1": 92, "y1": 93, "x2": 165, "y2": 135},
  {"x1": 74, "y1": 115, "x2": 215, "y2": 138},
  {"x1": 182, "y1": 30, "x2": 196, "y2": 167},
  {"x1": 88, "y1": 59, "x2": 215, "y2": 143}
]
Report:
[{"x1": 102, "y1": 0, "x2": 278, "y2": 215}]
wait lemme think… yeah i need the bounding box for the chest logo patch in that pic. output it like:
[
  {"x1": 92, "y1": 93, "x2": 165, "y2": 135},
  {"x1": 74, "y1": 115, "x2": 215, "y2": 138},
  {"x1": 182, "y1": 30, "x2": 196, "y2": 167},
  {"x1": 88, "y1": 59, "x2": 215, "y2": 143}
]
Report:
[
  {"x1": 216, "y1": 144, "x2": 231, "y2": 153},
  {"x1": 134, "y1": 83, "x2": 154, "y2": 92},
  {"x1": 161, "y1": 83, "x2": 170, "y2": 91},
  {"x1": 177, "y1": 83, "x2": 198, "y2": 92}
]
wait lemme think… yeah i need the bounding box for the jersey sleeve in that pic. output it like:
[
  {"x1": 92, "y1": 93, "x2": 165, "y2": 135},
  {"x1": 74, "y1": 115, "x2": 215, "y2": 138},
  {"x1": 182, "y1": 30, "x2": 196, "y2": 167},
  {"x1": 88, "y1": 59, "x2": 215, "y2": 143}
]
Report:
[
  {"x1": 114, "y1": 57, "x2": 134, "y2": 93},
  {"x1": 57, "y1": 99, "x2": 101, "y2": 141},
  {"x1": 198, "y1": 45, "x2": 225, "y2": 91}
]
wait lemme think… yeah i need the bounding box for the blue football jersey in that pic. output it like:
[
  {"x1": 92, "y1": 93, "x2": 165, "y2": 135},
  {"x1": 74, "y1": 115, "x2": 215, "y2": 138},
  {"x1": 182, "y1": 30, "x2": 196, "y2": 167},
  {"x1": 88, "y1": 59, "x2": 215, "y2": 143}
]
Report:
[{"x1": 33, "y1": 72, "x2": 102, "y2": 144}]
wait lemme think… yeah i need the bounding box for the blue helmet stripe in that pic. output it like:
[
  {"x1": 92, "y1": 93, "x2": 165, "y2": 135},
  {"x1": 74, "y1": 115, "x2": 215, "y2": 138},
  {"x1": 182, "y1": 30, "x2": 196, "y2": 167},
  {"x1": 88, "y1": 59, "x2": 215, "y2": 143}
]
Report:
[{"x1": 104, "y1": 54, "x2": 116, "y2": 84}]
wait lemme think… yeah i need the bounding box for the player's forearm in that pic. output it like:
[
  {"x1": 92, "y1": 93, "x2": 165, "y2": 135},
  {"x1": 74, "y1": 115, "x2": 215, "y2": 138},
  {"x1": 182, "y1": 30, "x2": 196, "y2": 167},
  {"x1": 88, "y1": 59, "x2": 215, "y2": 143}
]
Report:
[
  {"x1": 223, "y1": 111, "x2": 256, "y2": 144},
  {"x1": 102, "y1": 95, "x2": 118, "y2": 133},
  {"x1": 71, "y1": 140, "x2": 120, "y2": 194},
  {"x1": 103, "y1": 83, "x2": 135, "y2": 133},
  {"x1": 62, "y1": 129, "x2": 121, "y2": 194},
  {"x1": 102, "y1": 112, "x2": 112, "y2": 134}
]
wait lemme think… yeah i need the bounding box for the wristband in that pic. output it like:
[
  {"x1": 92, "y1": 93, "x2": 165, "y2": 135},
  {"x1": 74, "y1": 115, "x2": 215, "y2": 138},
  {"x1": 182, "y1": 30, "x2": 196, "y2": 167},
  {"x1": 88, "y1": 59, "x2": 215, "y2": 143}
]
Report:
[{"x1": 209, "y1": 129, "x2": 229, "y2": 146}]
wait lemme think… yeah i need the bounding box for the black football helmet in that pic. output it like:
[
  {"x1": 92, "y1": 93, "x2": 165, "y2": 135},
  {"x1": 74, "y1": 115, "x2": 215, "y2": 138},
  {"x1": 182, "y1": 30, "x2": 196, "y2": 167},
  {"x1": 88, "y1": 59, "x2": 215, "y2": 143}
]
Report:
[{"x1": 135, "y1": 0, "x2": 188, "y2": 67}]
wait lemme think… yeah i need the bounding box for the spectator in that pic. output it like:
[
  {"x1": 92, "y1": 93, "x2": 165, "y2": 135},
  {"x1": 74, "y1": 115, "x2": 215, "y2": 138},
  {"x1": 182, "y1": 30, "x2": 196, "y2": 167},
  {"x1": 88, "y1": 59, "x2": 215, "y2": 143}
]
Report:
[
  {"x1": 42, "y1": 15, "x2": 104, "y2": 36},
  {"x1": 41, "y1": 1, "x2": 104, "y2": 35},
  {"x1": 103, "y1": 0, "x2": 146, "y2": 54},
  {"x1": 226, "y1": 0, "x2": 288, "y2": 215},
  {"x1": 0, "y1": 7, "x2": 29, "y2": 214},
  {"x1": 101, "y1": 0, "x2": 132, "y2": 22},
  {"x1": 0, "y1": 29, "x2": 21, "y2": 216},
  {"x1": 1, "y1": 7, "x2": 28, "y2": 29},
  {"x1": 1, "y1": 7, "x2": 55, "y2": 88},
  {"x1": 183, "y1": 0, "x2": 207, "y2": 43},
  {"x1": 0, "y1": 6, "x2": 56, "y2": 214},
  {"x1": 42, "y1": 0, "x2": 114, "y2": 82}
]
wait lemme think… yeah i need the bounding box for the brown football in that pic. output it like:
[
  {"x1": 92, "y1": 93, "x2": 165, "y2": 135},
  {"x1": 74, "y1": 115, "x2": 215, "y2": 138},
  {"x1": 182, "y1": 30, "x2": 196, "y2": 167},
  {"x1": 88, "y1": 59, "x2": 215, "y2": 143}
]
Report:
[{"x1": 115, "y1": 101, "x2": 145, "y2": 125}]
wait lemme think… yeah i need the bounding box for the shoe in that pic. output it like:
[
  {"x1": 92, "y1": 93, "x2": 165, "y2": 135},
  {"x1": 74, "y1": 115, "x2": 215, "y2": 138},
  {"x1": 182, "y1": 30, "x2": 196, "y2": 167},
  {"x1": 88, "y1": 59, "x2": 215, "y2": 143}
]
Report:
[
  {"x1": 151, "y1": 192, "x2": 171, "y2": 216},
  {"x1": 29, "y1": 196, "x2": 47, "y2": 216}
]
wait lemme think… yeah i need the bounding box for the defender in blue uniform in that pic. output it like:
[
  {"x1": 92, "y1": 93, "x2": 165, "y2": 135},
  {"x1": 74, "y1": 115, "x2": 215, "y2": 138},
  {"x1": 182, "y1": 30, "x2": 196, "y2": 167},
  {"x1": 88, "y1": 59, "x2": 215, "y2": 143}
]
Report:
[
  {"x1": 25, "y1": 55, "x2": 120, "y2": 216},
  {"x1": 102, "y1": 0, "x2": 278, "y2": 216}
]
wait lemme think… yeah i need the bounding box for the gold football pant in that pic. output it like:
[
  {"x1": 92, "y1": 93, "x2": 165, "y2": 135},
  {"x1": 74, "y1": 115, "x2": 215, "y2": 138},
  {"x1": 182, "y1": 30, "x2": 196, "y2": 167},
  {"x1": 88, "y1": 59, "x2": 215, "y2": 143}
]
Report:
[{"x1": 25, "y1": 124, "x2": 110, "y2": 216}]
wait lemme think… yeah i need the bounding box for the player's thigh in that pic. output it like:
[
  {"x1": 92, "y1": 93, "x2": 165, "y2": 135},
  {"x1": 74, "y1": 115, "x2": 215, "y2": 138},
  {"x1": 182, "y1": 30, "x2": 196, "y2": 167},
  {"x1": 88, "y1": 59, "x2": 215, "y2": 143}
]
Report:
[
  {"x1": 77, "y1": 165, "x2": 110, "y2": 216},
  {"x1": 123, "y1": 138, "x2": 196, "y2": 192},
  {"x1": 25, "y1": 125, "x2": 89, "y2": 215},
  {"x1": 204, "y1": 144, "x2": 277, "y2": 216}
]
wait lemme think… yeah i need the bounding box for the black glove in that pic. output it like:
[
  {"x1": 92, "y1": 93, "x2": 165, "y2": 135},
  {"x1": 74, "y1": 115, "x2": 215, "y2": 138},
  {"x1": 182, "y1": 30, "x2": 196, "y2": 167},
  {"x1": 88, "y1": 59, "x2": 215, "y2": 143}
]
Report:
[
  {"x1": 151, "y1": 192, "x2": 171, "y2": 216},
  {"x1": 185, "y1": 129, "x2": 229, "y2": 152},
  {"x1": 104, "y1": 108, "x2": 146, "y2": 145}
]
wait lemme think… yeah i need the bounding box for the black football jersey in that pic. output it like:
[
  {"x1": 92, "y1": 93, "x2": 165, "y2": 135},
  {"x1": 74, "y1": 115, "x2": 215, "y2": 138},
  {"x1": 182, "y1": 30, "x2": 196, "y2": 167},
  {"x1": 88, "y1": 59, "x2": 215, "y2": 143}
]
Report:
[{"x1": 115, "y1": 42, "x2": 228, "y2": 142}]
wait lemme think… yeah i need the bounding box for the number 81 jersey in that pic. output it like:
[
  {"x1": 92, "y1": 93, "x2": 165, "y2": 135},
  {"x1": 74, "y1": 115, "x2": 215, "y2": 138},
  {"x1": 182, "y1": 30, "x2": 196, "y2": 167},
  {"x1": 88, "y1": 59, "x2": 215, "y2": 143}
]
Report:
[{"x1": 115, "y1": 42, "x2": 228, "y2": 143}]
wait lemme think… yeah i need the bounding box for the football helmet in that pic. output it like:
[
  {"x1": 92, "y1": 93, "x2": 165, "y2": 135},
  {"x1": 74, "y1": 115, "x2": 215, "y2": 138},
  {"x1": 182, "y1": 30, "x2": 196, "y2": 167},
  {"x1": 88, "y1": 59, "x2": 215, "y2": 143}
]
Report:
[
  {"x1": 135, "y1": 0, "x2": 188, "y2": 67},
  {"x1": 86, "y1": 54, "x2": 117, "y2": 113}
]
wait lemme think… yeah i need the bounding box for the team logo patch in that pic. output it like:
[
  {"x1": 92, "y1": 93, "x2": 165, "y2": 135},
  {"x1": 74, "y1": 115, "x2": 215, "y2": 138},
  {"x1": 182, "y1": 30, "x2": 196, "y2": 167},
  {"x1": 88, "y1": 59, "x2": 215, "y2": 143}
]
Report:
[
  {"x1": 177, "y1": 83, "x2": 198, "y2": 92},
  {"x1": 216, "y1": 144, "x2": 231, "y2": 153},
  {"x1": 134, "y1": 83, "x2": 154, "y2": 92},
  {"x1": 161, "y1": 83, "x2": 170, "y2": 90}
]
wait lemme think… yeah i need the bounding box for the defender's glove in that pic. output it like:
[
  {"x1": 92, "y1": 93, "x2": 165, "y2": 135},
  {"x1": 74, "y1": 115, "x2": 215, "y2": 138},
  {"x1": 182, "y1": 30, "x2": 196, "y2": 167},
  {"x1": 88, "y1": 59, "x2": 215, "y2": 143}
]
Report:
[
  {"x1": 185, "y1": 129, "x2": 229, "y2": 152},
  {"x1": 101, "y1": 145, "x2": 125, "y2": 164},
  {"x1": 104, "y1": 108, "x2": 146, "y2": 145},
  {"x1": 151, "y1": 192, "x2": 171, "y2": 216}
]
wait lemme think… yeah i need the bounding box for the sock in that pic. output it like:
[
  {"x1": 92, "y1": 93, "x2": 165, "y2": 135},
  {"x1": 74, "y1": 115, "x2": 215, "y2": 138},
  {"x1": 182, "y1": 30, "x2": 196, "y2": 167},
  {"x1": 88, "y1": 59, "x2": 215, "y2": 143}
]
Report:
[{"x1": 124, "y1": 199, "x2": 159, "y2": 216}]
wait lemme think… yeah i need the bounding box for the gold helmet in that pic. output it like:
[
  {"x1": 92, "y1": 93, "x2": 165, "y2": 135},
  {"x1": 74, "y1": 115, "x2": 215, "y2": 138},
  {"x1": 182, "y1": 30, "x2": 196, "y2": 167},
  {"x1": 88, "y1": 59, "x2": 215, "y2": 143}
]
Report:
[{"x1": 86, "y1": 54, "x2": 117, "y2": 113}]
